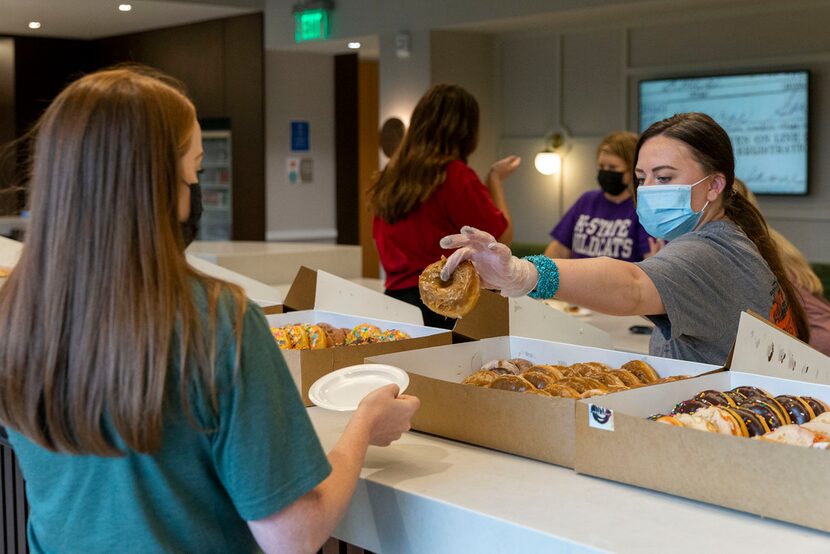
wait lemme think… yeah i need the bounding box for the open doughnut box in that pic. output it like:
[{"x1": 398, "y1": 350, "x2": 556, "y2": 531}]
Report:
[
  {"x1": 267, "y1": 310, "x2": 451, "y2": 406},
  {"x1": 365, "y1": 336, "x2": 719, "y2": 468},
  {"x1": 269, "y1": 267, "x2": 454, "y2": 405},
  {"x1": 576, "y1": 311, "x2": 830, "y2": 533}
]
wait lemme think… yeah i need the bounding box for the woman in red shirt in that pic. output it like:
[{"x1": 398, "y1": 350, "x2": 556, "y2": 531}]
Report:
[{"x1": 370, "y1": 84, "x2": 519, "y2": 328}]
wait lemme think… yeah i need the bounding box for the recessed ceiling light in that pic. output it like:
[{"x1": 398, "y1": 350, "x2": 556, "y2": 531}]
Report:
[
  {"x1": 119, "y1": 4, "x2": 132, "y2": 11},
  {"x1": 28, "y1": 21, "x2": 41, "y2": 30},
  {"x1": 347, "y1": 42, "x2": 361, "y2": 49}
]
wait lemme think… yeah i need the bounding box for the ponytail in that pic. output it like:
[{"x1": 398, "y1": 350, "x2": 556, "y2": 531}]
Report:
[{"x1": 723, "y1": 189, "x2": 810, "y2": 342}]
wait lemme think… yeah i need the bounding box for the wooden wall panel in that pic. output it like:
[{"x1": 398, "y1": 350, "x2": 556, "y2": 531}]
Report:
[{"x1": 358, "y1": 60, "x2": 379, "y2": 278}]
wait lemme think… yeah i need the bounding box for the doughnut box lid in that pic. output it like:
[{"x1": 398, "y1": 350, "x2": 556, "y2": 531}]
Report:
[
  {"x1": 452, "y1": 289, "x2": 611, "y2": 348},
  {"x1": 576, "y1": 311, "x2": 830, "y2": 533},
  {"x1": 283, "y1": 266, "x2": 424, "y2": 325},
  {"x1": 186, "y1": 253, "x2": 283, "y2": 313}
]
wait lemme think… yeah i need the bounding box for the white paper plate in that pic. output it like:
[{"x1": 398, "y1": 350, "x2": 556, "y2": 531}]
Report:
[{"x1": 308, "y1": 364, "x2": 409, "y2": 411}]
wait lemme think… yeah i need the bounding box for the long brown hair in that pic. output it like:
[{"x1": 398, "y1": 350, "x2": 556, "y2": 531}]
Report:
[
  {"x1": 0, "y1": 67, "x2": 246, "y2": 456},
  {"x1": 634, "y1": 112, "x2": 810, "y2": 342},
  {"x1": 369, "y1": 84, "x2": 479, "y2": 223}
]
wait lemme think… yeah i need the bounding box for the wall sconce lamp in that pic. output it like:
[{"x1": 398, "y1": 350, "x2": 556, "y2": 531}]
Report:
[{"x1": 534, "y1": 133, "x2": 566, "y2": 175}]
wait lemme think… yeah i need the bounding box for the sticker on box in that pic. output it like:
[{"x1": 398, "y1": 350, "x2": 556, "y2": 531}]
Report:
[{"x1": 589, "y1": 404, "x2": 615, "y2": 431}]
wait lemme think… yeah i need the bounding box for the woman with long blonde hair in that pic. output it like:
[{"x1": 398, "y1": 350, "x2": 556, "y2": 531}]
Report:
[
  {"x1": 0, "y1": 67, "x2": 418, "y2": 553},
  {"x1": 769, "y1": 228, "x2": 830, "y2": 355},
  {"x1": 370, "y1": 83, "x2": 520, "y2": 328}
]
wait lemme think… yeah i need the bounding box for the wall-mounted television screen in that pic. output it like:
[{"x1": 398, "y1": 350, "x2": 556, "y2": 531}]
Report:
[{"x1": 639, "y1": 71, "x2": 809, "y2": 195}]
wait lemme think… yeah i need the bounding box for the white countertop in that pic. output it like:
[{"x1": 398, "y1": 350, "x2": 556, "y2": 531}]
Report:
[{"x1": 309, "y1": 407, "x2": 830, "y2": 554}]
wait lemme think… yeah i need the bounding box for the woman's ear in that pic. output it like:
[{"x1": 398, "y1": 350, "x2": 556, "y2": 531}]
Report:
[{"x1": 708, "y1": 174, "x2": 727, "y2": 200}]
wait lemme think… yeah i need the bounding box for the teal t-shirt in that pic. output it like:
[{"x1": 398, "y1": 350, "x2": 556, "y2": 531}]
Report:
[{"x1": 7, "y1": 292, "x2": 332, "y2": 553}]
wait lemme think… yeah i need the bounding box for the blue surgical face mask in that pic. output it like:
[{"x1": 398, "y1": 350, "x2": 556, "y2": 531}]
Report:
[{"x1": 635, "y1": 175, "x2": 711, "y2": 241}]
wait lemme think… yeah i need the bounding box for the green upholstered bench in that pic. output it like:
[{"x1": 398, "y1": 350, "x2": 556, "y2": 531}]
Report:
[{"x1": 510, "y1": 243, "x2": 830, "y2": 303}]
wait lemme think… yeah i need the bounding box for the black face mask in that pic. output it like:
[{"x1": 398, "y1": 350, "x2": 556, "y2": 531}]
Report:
[
  {"x1": 181, "y1": 183, "x2": 203, "y2": 247},
  {"x1": 597, "y1": 169, "x2": 628, "y2": 196}
]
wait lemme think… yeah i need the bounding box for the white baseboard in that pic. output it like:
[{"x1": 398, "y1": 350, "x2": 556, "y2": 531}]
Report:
[{"x1": 266, "y1": 227, "x2": 338, "y2": 242}]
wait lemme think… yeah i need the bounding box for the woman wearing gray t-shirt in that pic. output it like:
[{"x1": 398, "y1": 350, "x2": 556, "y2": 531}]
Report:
[{"x1": 440, "y1": 112, "x2": 809, "y2": 366}]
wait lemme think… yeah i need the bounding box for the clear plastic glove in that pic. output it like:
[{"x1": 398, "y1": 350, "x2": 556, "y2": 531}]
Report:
[{"x1": 439, "y1": 226, "x2": 538, "y2": 297}]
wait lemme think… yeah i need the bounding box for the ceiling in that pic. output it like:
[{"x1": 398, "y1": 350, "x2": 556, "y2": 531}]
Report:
[{"x1": 0, "y1": 0, "x2": 260, "y2": 40}]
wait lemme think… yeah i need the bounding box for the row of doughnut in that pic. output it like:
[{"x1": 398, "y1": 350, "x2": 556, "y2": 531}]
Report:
[
  {"x1": 652, "y1": 386, "x2": 830, "y2": 446},
  {"x1": 271, "y1": 322, "x2": 411, "y2": 350},
  {"x1": 462, "y1": 358, "x2": 687, "y2": 399}
]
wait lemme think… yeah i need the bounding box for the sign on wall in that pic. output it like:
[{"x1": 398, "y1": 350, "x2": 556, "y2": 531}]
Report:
[{"x1": 291, "y1": 120, "x2": 310, "y2": 151}]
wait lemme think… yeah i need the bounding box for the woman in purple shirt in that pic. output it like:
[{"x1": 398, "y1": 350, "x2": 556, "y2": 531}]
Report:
[{"x1": 544, "y1": 131, "x2": 656, "y2": 262}]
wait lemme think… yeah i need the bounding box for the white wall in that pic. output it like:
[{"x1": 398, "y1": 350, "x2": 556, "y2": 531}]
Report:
[
  {"x1": 264, "y1": 50, "x2": 336, "y2": 241},
  {"x1": 264, "y1": 0, "x2": 830, "y2": 261},
  {"x1": 430, "y1": 30, "x2": 498, "y2": 178}
]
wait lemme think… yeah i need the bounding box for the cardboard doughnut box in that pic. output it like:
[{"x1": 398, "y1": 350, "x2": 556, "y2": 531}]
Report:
[
  {"x1": 576, "y1": 311, "x2": 830, "y2": 533},
  {"x1": 366, "y1": 336, "x2": 718, "y2": 468}
]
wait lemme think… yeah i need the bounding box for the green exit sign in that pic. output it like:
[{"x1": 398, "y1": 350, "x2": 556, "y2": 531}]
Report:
[{"x1": 295, "y1": 9, "x2": 329, "y2": 42}]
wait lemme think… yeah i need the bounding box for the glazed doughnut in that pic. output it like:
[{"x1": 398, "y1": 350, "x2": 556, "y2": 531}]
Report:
[
  {"x1": 610, "y1": 369, "x2": 642, "y2": 387},
  {"x1": 580, "y1": 389, "x2": 608, "y2": 399},
  {"x1": 621, "y1": 360, "x2": 660, "y2": 383},
  {"x1": 557, "y1": 377, "x2": 606, "y2": 394},
  {"x1": 654, "y1": 375, "x2": 689, "y2": 384},
  {"x1": 419, "y1": 257, "x2": 480, "y2": 318},
  {"x1": 586, "y1": 371, "x2": 625, "y2": 388},
  {"x1": 489, "y1": 375, "x2": 533, "y2": 393},
  {"x1": 523, "y1": 364, "x2": 565, "y2": 380},
  {"x1": 462, "y1": 370, "x2": 498, "y2": 387},
  {"x1": 565, "y1": 363, "x2": 596, "y2": 377},
  {"x1": 521, "y1": 371, "x2": 556, "y2": 390},
  {"x1": 543, "y1": 384, "x2": 581, "y2": 398},
  {"x1": 525, "y1": 388, "x2": 553, "y2": 397}
]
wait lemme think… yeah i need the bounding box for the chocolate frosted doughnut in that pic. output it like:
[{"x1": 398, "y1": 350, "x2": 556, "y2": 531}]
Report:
[
  {"x1": 776, "y1": 395, "x2": 816, "y2": 425},
  {"x1": 672, "y1": 398, "x2": 710, "y2": 415},
  {"x1": 729, "y1": 407, "x2": 771, "y2": 437},
  {"x1": 694, "y1": 390, "x2": 737, "y2": 407},
  {"x1": 802, "y1": 396, "x2": 829, "y2": 417},
  {"x1": 419, "y1": 258, "x2": 480, "y2": 318},
  {"x1": 741, "y1": 401, "x2": 786, "y2": 431},
  {"x1": 729, "y1": 386, "x2": 772, "y2": 401}
]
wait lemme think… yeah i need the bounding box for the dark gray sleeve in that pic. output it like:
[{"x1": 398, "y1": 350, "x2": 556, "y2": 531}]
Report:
[{"x1": 636, "y1": 236, "x2": 735, "y2": 341}]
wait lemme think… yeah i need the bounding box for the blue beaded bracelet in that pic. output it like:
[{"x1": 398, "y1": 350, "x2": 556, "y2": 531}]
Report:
[{"x1": 523, "y1": 255, "x2": 560, "y2": 299}]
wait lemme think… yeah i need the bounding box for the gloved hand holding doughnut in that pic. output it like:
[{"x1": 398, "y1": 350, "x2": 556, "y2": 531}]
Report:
[{"x1": 439, "y1": 226, "x2": 542, "y2": 298}]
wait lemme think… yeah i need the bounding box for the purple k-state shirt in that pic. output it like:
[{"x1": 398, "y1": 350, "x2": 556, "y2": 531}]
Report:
[{"x1": 550, "y1": 189, "x2": 652, "y2": 262}]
